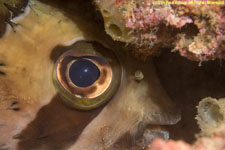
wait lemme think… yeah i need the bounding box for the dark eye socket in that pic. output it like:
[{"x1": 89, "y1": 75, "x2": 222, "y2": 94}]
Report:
[{"x1": 53, "y1": 41, "x2": 121, "y2": 110}]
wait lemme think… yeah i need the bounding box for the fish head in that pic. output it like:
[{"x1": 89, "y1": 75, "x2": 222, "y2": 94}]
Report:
[{"x1": 0, "y1": 1, "x2": 180, "y2": 150}]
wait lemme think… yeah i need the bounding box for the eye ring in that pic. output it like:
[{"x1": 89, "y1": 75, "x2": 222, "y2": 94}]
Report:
[
  {"x1": 57, "y1": 52, "x2": 113, "y2": 99},
  {"x1": 53, "y1": 41, "x2": 121, "y2": 110}
]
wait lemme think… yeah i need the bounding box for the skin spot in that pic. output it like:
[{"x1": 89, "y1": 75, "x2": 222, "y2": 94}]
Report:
[
  {"x1": 0, "y1": 71, "x2": 6, "y2": 76},
  {"x1": 0, "y1": 63, "x2": 6, "y2": 76},
  {"x1": 8, "y1": 101, "x2": 20, "y2": 111}
]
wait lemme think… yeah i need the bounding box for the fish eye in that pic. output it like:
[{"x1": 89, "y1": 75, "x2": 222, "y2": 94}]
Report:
[
  {"x1": 68, "y1": 58, "x2": 101, "y2": 88},
  {"x1": 53, "y1": 41, "x2": 121, "y2": 110}
]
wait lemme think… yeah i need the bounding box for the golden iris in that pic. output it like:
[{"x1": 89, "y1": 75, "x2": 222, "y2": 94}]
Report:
[{"x1": 53, "y1": 41, "x2": 121, "y2": 110}]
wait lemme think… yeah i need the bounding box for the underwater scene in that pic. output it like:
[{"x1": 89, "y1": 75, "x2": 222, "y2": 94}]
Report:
[{"x1": 0, "y1": 0, "x2": 225, "y2": 150}]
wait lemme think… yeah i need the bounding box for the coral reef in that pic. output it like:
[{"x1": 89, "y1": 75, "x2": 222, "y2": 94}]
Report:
[
  {"x1": 148, "y1": 97, "x2": 225, "y2": 150},
  {"x1": 94, "y1": 0, "x2": 225, "y2": 61}
]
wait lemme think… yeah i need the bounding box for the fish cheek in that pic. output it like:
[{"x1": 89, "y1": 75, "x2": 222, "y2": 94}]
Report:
[
  {"x1": 0, "y1": 2, "x2": 101, "y2": 149},
  {"x1": 66, "y1": 55, "x2": 180, "y2": 150},
  {"x1": 15, "y1": 41, "x2": 120, "y2": 149},
  {"x1": 17, "y1": 94, "x2": 103, "y2": 150}
]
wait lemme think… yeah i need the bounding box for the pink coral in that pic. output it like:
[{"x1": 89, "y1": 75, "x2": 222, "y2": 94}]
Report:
[
  {"x1": 148, "y1": 125, "x2": 225, "y2": 150},
  {"x1": 125, "y1": 3, "x2": 193, "y2": 29},
  {"x1": 110, "y1": 0, "x2": 225, "y2": 61},
  {"x1": 149, "y1": 139, "x2": 191, "y2": 150}
]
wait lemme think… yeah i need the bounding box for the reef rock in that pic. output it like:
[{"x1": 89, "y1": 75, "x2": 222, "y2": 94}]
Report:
[{"x1": 94, "y1": 0, "x2": 225, "y2": 61}]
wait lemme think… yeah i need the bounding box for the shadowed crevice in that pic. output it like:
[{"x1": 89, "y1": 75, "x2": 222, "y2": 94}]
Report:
[{"x1": 153, "y1": 48, "x2": 225, "y2": 143}]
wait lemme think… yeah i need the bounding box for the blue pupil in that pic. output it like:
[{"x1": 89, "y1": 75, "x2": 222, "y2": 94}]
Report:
[{"x1": 69, "y1": 58, "x2": 100, "y2": 88}]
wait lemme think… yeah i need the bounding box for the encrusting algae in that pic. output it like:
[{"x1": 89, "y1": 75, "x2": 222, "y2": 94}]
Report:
[{"x1": 95, "y1": 0, "x2": 225, "y2": 61}]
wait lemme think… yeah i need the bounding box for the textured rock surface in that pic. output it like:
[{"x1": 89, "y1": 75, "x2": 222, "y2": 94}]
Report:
[
  {"x1": 196, "y1": 97, "x2": 225, "y2": 136},
  {"x1": 94, "y1": 0, "x2": 225, "y2": 61}
]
